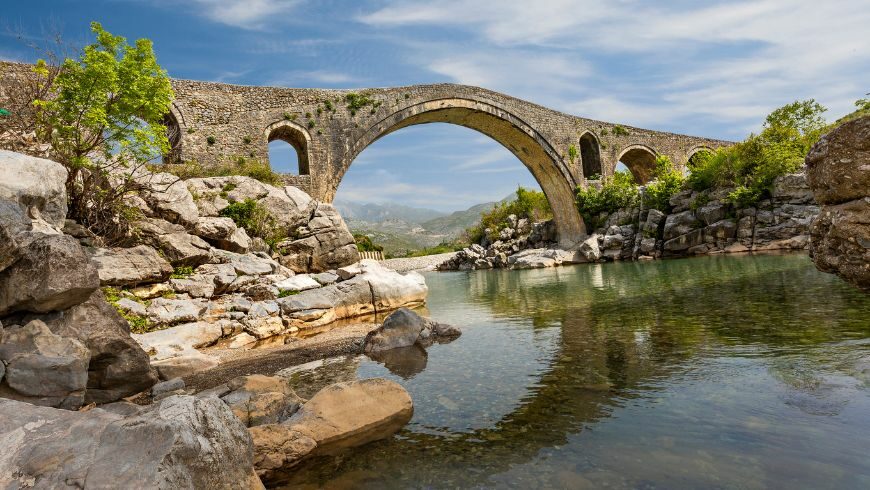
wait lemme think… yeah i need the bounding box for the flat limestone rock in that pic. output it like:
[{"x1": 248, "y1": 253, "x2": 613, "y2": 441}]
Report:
[{"x1": 89, "y1": 245, "x2": 173, "y2": 287}]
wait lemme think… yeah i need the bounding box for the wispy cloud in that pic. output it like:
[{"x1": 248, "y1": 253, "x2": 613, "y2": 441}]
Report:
[
  {"x1": 266, "y1": 70, "x2": 365, "y2": 87},
  {"x1": 187, "y1": 0, "x2": 302, "y2": 30}
]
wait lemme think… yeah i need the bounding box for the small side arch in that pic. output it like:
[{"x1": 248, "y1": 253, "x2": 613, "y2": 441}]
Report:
[
  {"x1": 161, "y1": 105, "x2": 185, "y2": 164},
  {"x1": 578, "y1": 131, "x2": 602, "y2": 180},
  {"x1": 265, "y1": 120, "x2": 311, "y2": 175},
  {"x1": 617, "y1": 144, "x2": 658, "y2": 184}
]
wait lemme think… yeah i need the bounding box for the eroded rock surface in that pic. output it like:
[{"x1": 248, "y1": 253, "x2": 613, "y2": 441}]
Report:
[{"x1": 806, "y1": 116, "x2": 870, "y2": 291}]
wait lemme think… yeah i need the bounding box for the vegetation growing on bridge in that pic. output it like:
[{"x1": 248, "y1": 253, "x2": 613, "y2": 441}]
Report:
[{"x1": 576, "y1": 97, "x2": 870, "y2": 226}]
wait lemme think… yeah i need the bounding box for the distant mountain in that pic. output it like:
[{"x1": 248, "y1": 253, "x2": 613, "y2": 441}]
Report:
[
  {"x1": 333, "y1": 200, "x2": 446, "y2": 225},
  {"x1": 337, "y1": 193, "x2": 518, "y2": 256}
]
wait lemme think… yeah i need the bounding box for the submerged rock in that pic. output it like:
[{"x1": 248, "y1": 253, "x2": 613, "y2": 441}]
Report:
[
  {"x1": 252, "y1": 378, "x2": 413, "y2": 484},
  {"x1": 363, "y1": 307, "x2": 460, "y2": 355}
]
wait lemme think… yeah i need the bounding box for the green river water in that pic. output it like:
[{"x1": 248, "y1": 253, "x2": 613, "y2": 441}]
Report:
[{"x1": 278, "y1": 253, "x2": 870, "y2": 489}]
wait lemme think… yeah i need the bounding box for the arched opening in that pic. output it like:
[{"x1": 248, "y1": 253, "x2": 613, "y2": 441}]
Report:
[
  {"x1": 162, "y1": 111, "x2": 182, "y2": 164},
  {"x1": 338, "y1": 99, "x2": 586, "y2": 244},
  {"x1": 579, "y1": 132, "x2": 601, "y2": 180},
  {"x1": 266, "y1": 122, "x2": 310, "y2": 175},
  {"x1": 617, "y1": 146, "x2": 657, "y2": 184}
]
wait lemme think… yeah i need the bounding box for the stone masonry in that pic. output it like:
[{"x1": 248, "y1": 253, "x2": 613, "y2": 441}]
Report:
[{"x1": 1, "y1": 62, "x2": 730, "y2": 244}]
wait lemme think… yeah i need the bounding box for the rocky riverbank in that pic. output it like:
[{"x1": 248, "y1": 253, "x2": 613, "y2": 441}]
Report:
[
  {"x1": 439, "y1": 172, "x2": 818, "y2": 271},
  {"x1": 0, "y1": 150, "x2": 451, "y2": 487}
]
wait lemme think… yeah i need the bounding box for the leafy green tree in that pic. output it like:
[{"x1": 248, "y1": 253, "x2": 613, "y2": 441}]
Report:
[
  {"x1": 643, "y1": 155, "x2": 684, "y2": 212},
  {"x1": 575, "y1": 171, "x2": 639, "y2": 229},
  {"x1": 32, "y1": 22, "x2": 174, "y2": 240}
]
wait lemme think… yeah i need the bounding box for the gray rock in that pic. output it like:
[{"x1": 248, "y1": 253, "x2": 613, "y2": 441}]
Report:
[
  {"x1": 20, "y1": 291, "x2": 159, "y2": 404},
  {"x1": 336, "y1": 264, "x2": 361, "y2": 280},
  {"x1": 193, "y1": 216, "x2": 252, "y2": 253},
  {"x1": 155, "y1": 231, "x2": 213, "y2": 267},
  {"x1": 663, "y1": 210, "x2": 700, "y2": 241},
  {"x1": 577, "y1": 234, "x2": 601, "y2": 262},
  {"x1": 772, "y1": 173, "x2": 815, "y2": 204},
  {"x1": 275, "y1": 274, "x2": 321, "y2": 292},
  {"x1": 642, "y1": 209, "x2": 666, "y2": 237},
  {"x1": 0, "y1": 320, "x2": 90, "y2": 409},
  {"x1": 0, "y1": 234, "x2": 99, "y2": 316},
  {"x1": 170, "y1": 276, "x2": 216, "y2": 298},
  {"x1": 0, "y1": 395, "x2": 258, "y2": 488},
  {"x1": 215, "y1": 249, "x2": 279, "y2": 276},
  {"x1": 147, "y1": 297, "x2": 208, "y2": 326},
  {"x1": 364, "y1": 307, "x2": 460, "y2": 354},
  {"x1": 89, "y1": 245, "x2": 173, "y2": 287},
  {"x1": 116, "y1": 297, "x2": 147, "y2": 316},
  {"x1": 141, "y1": 172, "x2": 200, "y2": 227},
  {"x1": 663, "y1": 229, "x2": 704, "y2": 252},
  {"x1": 0, "y1": 150, "x2": 68, "y2": 231},
  {"x1": 806, "y1": 116, "x2": 870, "y2": 205},
  {"x1": 276, "y1": 202, "x2": 359, "y2": 273},
  {"x1": 152, "y1": 377, "x2": 186, "y2": 397},
  {"x1": 310, "y1": 271, "x2": 339, "y2": 285},
  {"x1": 696, "y1": 203, "x2": 727, "y2": 226}
]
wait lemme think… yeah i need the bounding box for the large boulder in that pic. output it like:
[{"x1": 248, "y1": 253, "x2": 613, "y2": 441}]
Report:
[
  {"x1": 805, "y1": 116, "x2": 870, "y2": 291},
  {"x1": 805, "y1": 116, "x2": 870, "y2": 205},
  {"x1": 0, "y1": 320, "x2": 90, "y2": 409},
  {"x1": 0, "y1": 234, "x2": 99, "y2": 316},
  {"x1": 193, "y1": 216, "x2": 252, "y2": 253},
  {"x1": 0, "y1": 150, "x2": 68, "y2": 233},
  {"x1": 88, "y1": 245, "x2": 173, "y2": 287},
  {"x1": 135, "y1": 217, "x2": 213, "y2": 267},
  {"x1": 133, "y1": 321, "x2": 222, "y2": 379},
  {"x1": 0, "y1": 395, "x2": 259, "y2": 488},
  {"x1": 20, "y1": 291, "x2": 159, "y2": 404},
  {"x1": 363, "y1": 308, "x2": 460, "y2": 355},
  {"x1": 253, "y1": 378, "x2": 412, "y2": 484},
  {"x1": 276, "y1": 203, "x2": 359, "y2": 273},
  {"x1": 140, "y1": 172, "x2": 200, "y2": 227}
]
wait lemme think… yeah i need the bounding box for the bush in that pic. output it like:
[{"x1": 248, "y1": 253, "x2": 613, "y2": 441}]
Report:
[
  {"x1": 643, "y1": 155, "x2": 684, "y2": 213},
  {"x1": 346, "y1": 92, "x2": 376, "y2": 111},
  {"x1": 406, "y1": 242, "x2": 465, "y2": 257},
  {"x1": 219, "y1": 199, "x2": 286, "y2": 246},
  {"x1": 575, "y1": 171, "x2": 639, "y2": 229},
  {"x1": 354, "y1": 234, "x2": 383, "y2": 252},
  {"x1": 687, "y1": 99, "x2": 830, "y2": 206},
  {"x1": 151, "y1": 159, "x2": 283, "y2": 186},
  {"x1": 170, "y1": 265, "x2": 194, "y2": 279},
  {"x1": 466, "y1": 187, "x2": 552, "y2": 243},
  {"x1": 27, "y1": 22, "x2": 174, "y2": 244}
]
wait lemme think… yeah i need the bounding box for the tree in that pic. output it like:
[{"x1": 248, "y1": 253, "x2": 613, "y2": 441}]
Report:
[{"x1": 32, "y1": 22, "x2": 174, "y2": 241}]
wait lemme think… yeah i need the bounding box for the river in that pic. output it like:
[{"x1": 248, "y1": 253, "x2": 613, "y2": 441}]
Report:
[{"x1": 277, "y1": 253, "x2": 870, "y2": 489}]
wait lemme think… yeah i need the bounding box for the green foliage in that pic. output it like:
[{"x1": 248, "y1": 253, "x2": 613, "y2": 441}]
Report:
[
  {"x1": 219, "y1": 198, "x2": 286, "y2": 247},
  {"x1": 316, "y1": 107, "x2": 323, "y2": 116},
  {"x1": 278, "y1": 289, "x2": 300, "y2": 298},
  {"x1": 345, "y1": 92, "x2": 376, "y2": 112},
  {"x1": 152, "y1": 159, "x2": 283, "y2": 186},
  {"x1": 406, "y1": 242, "x2": 466, "y2": 257},
  {"x1": 833, "y1": 95, "x2": 870, "y2": 125},
  {"x1": 323, "y1": 100, "x2": 334, "y2": 111},
  {"x1": 575, "y1": 171, "x2": 639, "y2": 229},
  {"x1": 642, "y1": 155, "x2": 684, "y2": 213},
  {"x1": 687, "y1": 99, "x2": 831, "y2": 207},
  {"x1": 568, "y1": 144, "x2": 578, "y2": 164},
  {"x1": 170, "y1": 265, "x2": 194, "y2": 279},
  {"x1": 612, "y1": 125, "x2": 629, "y2": 136},
  {"x1": 466, "y1": 187, "x2": 552, "y2": 243},
  {"x1": 305, "y1": 111, "x2": 312, "y2": 119},
  {"x1": 690, "y1": 193, "x2": 710, "y2": 211},
  {"x1": 31, "y1": 22, "x2": 173, "y2": 242},
  {"x1": 206, "y1": 135, "x2": 216, "y2": 145},
  {"x1": 354, "y1": 234, "x2": 384, "y2": 252},
  {"x1": 307, "y1": 119, "x2": 316, "y2": 129},
  {"x1": 242, "y1": 136, "x2": 251, "y2": 144},
  {"x1": 102, "y1": 286, "x2": 154, "y2": 333},
  {"x1": 283, "y1": 112, "x2": 296, "y2": 121}
]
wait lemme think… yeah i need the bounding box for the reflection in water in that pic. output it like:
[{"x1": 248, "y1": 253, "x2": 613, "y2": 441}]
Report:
[
  {"x1": 280, "y1": 254, "x2": 870, "y2": 489},
  {"x1": 367, "y1": 344, "x2": 429, "y2": 379}
]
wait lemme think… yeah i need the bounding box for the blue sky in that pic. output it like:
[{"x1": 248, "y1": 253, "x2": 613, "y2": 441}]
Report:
[{"x1": 2, "y1": 1, "x2": 868, "y2": 211}]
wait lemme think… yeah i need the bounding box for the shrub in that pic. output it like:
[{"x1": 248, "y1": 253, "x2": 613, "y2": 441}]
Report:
[
  {"x1": 466, "y1": 187, "x2": 552, "y2": 243},
  {"x1": 354, "y1": 234, "x2": 383, "y2": 252},
  {"x1": 243, "y1": 136, "x2": 251, "y2": 144},
  {"x1": 278, "y1": 290, "x2": 299, "y2": 298},
  {"x1": 307, "y1": 120, "x2": 316, "y2": 129},
  {"x1": 612, "y1": 125, "x2": 629, "y2": 136},
  {"x1": 575, "y1": 171, "x2": 639, "y2": 229},
  {"x1": 170, "y1": 265, "x2": 194, "y2": 279},
  {"x1": 346, "y1": 92, "x2": 376, "y2": 111},
  {"x1": 407, "y1": 242, "x2": 466, "y2": 257},
  {"x1": 568, "y1": 144, "x2": 578, "y2": 164},
  {"x1": 219, "y1": 198, "x2": 286, "y2": 246},
  {"x1": 27, "y1": 22, "x2": 173, "y2": 244},
  {"x1": 642, "y1": 155, "x2": 684, "y2": 213},
  {"x1": 206, "y1": 135, "x2": 216, "y2": 145}
]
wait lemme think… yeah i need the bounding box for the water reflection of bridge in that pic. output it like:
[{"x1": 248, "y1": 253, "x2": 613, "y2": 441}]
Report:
[{"x1": 287, "y1": 255, "x2": 870, "y2": 487}]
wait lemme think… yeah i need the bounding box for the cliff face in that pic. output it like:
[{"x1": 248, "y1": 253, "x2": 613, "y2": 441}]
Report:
[{"x1": 806, "y1": 115, "x2": 870, "y2": 292}]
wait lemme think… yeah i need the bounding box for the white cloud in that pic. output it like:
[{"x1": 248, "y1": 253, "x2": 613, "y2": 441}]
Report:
[
  {"x1": 266, "y1": 70, "x2": 364, "y2": 87},
  {"x1": 188, "y1": 0, "x2": 302, "y2": 30},
  {"x1": 360, "y1": 0, "x2": 870, "y2": 137}
]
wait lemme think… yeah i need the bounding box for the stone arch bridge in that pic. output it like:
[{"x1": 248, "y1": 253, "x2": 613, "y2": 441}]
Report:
[{"x1": 164, "y1": 80, "x2": 729, "y2": 243}]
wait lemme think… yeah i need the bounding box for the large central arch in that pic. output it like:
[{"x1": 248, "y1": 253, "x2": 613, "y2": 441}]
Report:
[{"x1": 335, "y1": 98, "x2": 587, "y2": 243}]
